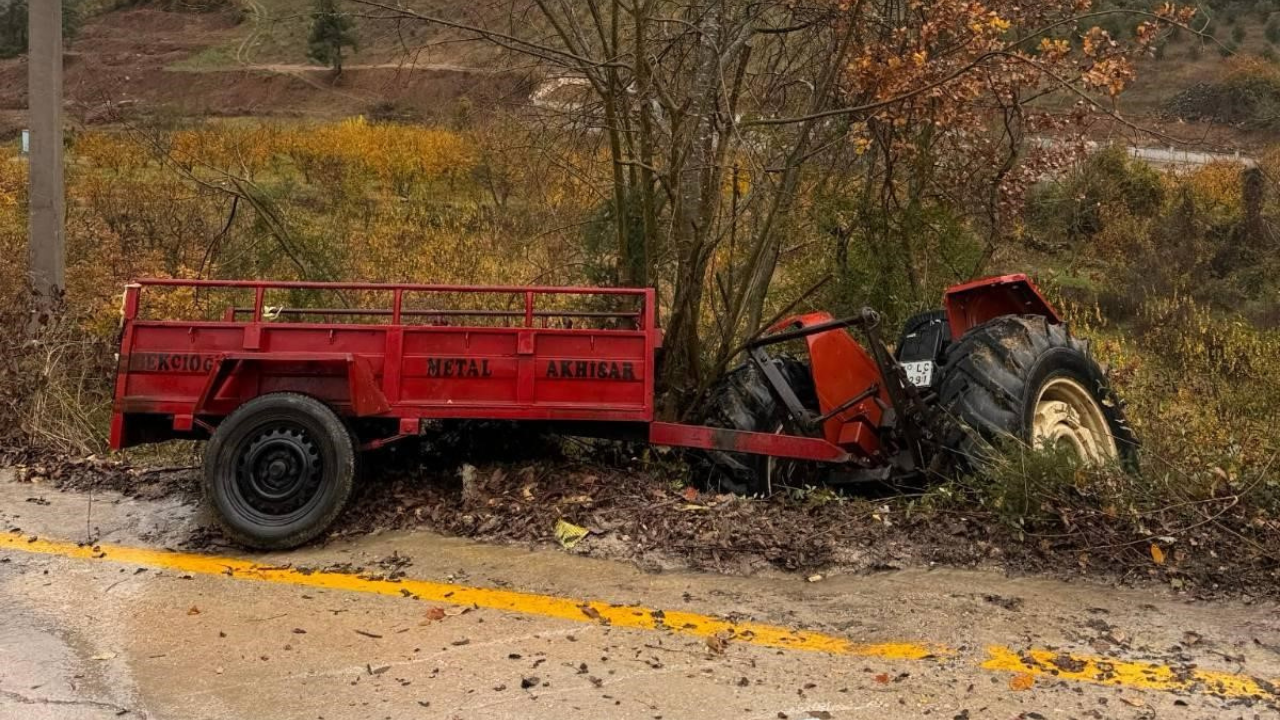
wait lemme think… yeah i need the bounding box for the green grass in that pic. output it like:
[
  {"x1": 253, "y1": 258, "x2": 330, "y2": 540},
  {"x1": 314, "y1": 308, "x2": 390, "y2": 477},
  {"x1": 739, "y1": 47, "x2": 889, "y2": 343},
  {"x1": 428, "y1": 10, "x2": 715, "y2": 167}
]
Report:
[{"x1": 168, "y1": 43, "x2": 240, "y2": 70}]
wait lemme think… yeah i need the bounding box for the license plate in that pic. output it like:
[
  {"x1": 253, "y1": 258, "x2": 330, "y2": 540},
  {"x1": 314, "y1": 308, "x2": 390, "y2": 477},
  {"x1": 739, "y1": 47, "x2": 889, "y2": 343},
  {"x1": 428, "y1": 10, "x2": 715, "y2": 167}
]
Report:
[{"x1": 901, "y1": 360, "x2": 934, "y2": 387}]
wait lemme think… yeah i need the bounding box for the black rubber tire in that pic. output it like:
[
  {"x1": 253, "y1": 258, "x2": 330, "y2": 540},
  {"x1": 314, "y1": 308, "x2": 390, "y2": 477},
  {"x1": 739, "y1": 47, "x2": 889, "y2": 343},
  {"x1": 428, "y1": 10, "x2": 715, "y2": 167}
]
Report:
[
  {"x1": 203, "y1": 393, "x2": 356, "y2": 550},
  {"x1": 935, "y1": 315, "x2": 1139, "y2": 473},
  {"x1": 701, "y1": 357, "x2": 816, "y2": 495},
  {"x1": 896, "y1": 309, "x2": 950, "y2": 359}
]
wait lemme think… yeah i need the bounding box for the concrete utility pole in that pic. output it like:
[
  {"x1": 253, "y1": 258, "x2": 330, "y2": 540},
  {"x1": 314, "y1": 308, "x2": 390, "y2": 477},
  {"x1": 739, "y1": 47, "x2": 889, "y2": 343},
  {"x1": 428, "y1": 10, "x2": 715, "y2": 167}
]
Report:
[{"x1": 29, "y1": 0, "x2": 65, "y2": 303}]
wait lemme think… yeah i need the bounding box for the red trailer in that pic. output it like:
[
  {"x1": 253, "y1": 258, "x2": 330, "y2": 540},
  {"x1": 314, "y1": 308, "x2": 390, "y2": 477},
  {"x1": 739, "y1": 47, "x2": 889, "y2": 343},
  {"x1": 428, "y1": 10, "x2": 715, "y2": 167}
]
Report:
[{"x1": 112, "y1": 276, "x2": 1137, "y2": 549}]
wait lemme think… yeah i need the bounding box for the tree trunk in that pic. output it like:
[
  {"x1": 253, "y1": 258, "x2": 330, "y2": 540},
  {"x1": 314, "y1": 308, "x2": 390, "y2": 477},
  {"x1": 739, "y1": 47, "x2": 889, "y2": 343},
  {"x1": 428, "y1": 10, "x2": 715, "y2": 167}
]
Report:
[{"x1": 658, "y1": 2, "x2": 722, "y2": 411}]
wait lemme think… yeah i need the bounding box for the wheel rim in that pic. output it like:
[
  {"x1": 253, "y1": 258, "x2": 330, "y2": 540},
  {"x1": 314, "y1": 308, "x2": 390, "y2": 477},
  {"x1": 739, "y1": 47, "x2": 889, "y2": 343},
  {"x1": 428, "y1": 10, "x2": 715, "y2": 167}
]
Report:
[
  {"x1": 231, "y1": 423, "x2": 325, "y2": 525},
  {"x1": 1032, "y1": 377, "x2": 1119, "y2": 464}
]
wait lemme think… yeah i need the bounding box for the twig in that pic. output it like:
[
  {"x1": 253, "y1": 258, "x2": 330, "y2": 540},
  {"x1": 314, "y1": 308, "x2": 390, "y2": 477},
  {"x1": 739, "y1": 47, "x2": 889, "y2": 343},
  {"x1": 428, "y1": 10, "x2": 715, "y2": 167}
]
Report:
[
  {"x1": 136, "y1": 466, "x2": 199, "y2": 476},
  {"x1": 85, "y1": 488, "x2": 94, "y2": 545}
]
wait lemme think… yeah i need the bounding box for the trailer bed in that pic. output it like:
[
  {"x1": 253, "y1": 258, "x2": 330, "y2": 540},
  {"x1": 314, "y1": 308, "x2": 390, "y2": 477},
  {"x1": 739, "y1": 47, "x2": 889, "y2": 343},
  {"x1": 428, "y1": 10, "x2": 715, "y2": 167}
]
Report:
[{"x1": 111, "y1": 280, "x2": 659, "y2": 448}]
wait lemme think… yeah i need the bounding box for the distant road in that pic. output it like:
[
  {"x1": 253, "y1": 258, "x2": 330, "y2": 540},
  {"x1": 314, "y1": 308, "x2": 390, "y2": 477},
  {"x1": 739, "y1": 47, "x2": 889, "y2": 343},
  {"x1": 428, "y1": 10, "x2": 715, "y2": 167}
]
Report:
[
  {"x1": 1127, "y1": 144, "x2": 1256, "y2": 169},
  {"x1": 1033, "y1": 137, "x2": 1257, "y2": 171}
]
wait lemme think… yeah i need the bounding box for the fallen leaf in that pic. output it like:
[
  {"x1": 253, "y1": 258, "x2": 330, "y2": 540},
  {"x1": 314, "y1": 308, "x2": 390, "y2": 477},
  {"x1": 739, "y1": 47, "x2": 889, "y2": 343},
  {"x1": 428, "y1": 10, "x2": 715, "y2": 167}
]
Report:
[
  {"x1": 1009, "y1": 673, "x2": 1035, "y2": 691},
  {"x1": 706, "y1": 630, "x2": 733, "y2": 656},
  {"x1": 1150, "y1": 544, "x2": 1166, "y2": 565},
  {"x1": 187, "y1": 606, "x2": 201, "y2": 616},
  {"x1": 91, "y1": 652, "x2": 117, "y2": 661},
  {"x1": 681, "y1": 486, "x2": 699, "y2": 502},
  {"x1": 579, "y1": 604, "x2": 605, "y2": 623},
  {"x1": 554, "y1": 519, "x2": 589, "y2": 549},
  {"x1": 1120, "y1": 696, "x2": 1146, "y2": 707},
  {"x1": 806, "y1": 574, "x2": 824, "y2": 583},
  {"x1": 422, "y1": 607, "x2": 446, "y2": 623},
  {"x1": 460, "y1": 464, "x2": 479, "y2": 500},
  {"x1": 873, "y1": 673, "x2": 890, "y2": 684},
  {"x1": 444, "y1": 606, "x2": 471, "y2": 617}
]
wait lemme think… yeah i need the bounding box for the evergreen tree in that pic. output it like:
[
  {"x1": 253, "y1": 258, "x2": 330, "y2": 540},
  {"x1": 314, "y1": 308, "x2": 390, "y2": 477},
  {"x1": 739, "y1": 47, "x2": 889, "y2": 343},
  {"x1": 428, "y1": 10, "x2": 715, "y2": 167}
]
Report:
[
  {"x1": 307, "y1": 0, "x2": 356, "y2": 75},
  {"x1": 0, "y1": 0, "x2": 81, "y2": 60}
]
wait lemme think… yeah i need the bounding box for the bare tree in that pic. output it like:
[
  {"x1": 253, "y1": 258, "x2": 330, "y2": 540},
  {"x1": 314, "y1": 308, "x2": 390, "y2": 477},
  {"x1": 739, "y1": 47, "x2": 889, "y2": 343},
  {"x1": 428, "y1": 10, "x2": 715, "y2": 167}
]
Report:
[{"x1": 350, "y1": 0, "x2": 1189, "y2": 411}]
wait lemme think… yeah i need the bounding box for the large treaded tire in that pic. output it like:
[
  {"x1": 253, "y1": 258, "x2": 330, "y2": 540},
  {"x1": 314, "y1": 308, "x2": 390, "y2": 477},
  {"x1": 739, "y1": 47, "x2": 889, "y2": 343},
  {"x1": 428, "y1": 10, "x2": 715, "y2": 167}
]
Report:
[
  {"x1": 700, "y1": 357, "x2": 815, "y2": 495},
  {"x1": 936, "y1": 315, "x2": 1138, "y2": 472},
  {"x1": 204, "y1": 393, "x2": 356, "y2": 550}
]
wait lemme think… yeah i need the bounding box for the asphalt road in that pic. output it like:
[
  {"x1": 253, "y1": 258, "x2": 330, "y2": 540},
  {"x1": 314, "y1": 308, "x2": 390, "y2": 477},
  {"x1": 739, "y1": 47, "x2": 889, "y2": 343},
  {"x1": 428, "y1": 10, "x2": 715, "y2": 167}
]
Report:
[{"x1": 1, "y1": 470, "x2": 1277, "y2": 720}]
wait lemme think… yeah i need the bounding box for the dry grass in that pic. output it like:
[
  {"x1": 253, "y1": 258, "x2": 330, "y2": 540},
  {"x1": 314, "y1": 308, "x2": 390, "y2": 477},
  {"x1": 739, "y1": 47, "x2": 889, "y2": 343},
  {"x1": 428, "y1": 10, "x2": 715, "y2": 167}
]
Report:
[{"x1": 0, "y1": 291, "x2": 117, "y2": 458}]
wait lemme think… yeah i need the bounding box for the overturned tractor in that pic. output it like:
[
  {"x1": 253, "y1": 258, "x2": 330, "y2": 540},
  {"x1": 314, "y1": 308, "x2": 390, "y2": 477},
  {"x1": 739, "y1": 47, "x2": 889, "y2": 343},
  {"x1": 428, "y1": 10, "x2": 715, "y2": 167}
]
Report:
[{"x1": 703, "y1": 276, "x2": 1137, "y2": 494}]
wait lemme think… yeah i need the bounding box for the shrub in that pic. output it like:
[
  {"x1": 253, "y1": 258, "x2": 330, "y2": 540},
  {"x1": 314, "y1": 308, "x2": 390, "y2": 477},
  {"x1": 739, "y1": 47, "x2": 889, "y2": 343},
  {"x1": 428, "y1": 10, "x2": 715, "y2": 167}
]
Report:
[
  {"x1": 1025, "y1": 146, "x2": 1165, "y2": 253},
  {"x1": 1167, "y1": 55, "x2": 1280, "y2": 125},
  {"x1": 0, "y1": 292, "x2": 116, "y2": 455}
]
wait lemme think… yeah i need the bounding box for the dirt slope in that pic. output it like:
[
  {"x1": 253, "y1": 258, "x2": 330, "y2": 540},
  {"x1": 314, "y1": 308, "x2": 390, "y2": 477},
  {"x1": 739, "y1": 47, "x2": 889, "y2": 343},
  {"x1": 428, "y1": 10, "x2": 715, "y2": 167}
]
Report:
[{"x1": 0, "y1": 5, "x2": 532, "y2": 134}]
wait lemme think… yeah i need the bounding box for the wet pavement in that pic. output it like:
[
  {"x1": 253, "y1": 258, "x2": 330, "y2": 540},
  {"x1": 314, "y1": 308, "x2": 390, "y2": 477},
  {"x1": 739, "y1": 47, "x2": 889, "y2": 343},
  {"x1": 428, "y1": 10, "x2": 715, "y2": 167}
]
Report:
[{"x1": 1, "y1": 469, "x2": 1278, "y2": 720}]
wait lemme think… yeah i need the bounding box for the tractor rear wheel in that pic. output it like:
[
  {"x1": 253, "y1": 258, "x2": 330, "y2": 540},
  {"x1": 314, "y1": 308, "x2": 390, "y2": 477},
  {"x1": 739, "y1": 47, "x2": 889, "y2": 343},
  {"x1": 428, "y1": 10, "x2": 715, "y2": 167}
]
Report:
[
  {"x1": 204, "y1": 393, "x2": 356, "y2": 550},
  {"x1": 935, "y1": 315, "x2": 1138, "y2": 472},
  {"x1": 701, "y1": 357, "x2": 817, "y2": 496}
]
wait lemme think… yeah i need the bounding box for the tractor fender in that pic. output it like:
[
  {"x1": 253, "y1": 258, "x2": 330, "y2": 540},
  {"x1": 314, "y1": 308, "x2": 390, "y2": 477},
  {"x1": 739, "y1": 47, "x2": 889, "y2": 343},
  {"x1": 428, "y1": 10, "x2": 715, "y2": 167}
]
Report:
[{"x1": 943, "y1": 274, "x2": 1061, "y2": 340}]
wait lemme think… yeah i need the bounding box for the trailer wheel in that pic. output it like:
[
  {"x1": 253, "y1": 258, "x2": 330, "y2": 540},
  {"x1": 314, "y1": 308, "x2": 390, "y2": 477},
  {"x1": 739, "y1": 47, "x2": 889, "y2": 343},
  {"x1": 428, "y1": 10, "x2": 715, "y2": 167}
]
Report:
[
  {"x1": 203, "y1": 393, "x2": 356, "y2": 550},
  {"x1": 701, "y1": 358, "x2": 817, "y2": 495},
  {"x1": 936, "y1": 315, "x2": 1138, "y2": 472}
]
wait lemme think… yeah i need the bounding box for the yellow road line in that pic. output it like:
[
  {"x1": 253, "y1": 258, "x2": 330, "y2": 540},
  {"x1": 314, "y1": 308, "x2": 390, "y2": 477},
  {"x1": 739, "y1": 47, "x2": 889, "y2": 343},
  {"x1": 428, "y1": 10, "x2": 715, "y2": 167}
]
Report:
[
  {"x1": 983, "y1": 646, "x2": 1278, "y2": 700},
  {"x1": 0, "y1": 531, "x2": 941, "y2": 661},
  {"x1": 1, "y1": 531, "x2": 1276, "y2": 705}
]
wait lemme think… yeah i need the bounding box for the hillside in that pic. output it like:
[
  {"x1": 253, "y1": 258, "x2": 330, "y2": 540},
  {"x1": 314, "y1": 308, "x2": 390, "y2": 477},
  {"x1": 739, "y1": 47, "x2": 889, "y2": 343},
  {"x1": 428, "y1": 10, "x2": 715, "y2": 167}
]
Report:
[
  {"x1": 0, "y1": 0, "x2": 1268, "y2": 154},
  {"x1": 0, "y1": 1, "x2": 533, "y2": 134},
  {"x1": 179, "y1": 0, "x2": 504, "y2": 68}
]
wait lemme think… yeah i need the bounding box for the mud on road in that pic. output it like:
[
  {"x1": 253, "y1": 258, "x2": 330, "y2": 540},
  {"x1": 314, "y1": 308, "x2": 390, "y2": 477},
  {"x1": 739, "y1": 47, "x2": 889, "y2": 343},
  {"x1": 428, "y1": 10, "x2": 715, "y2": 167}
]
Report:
[
  {"x1": 20, "y1": 440, "x2": 1280, "y2": 602},
  {"x1": 2, "y1": 469, "x2": 1279, "y2": 720}
]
